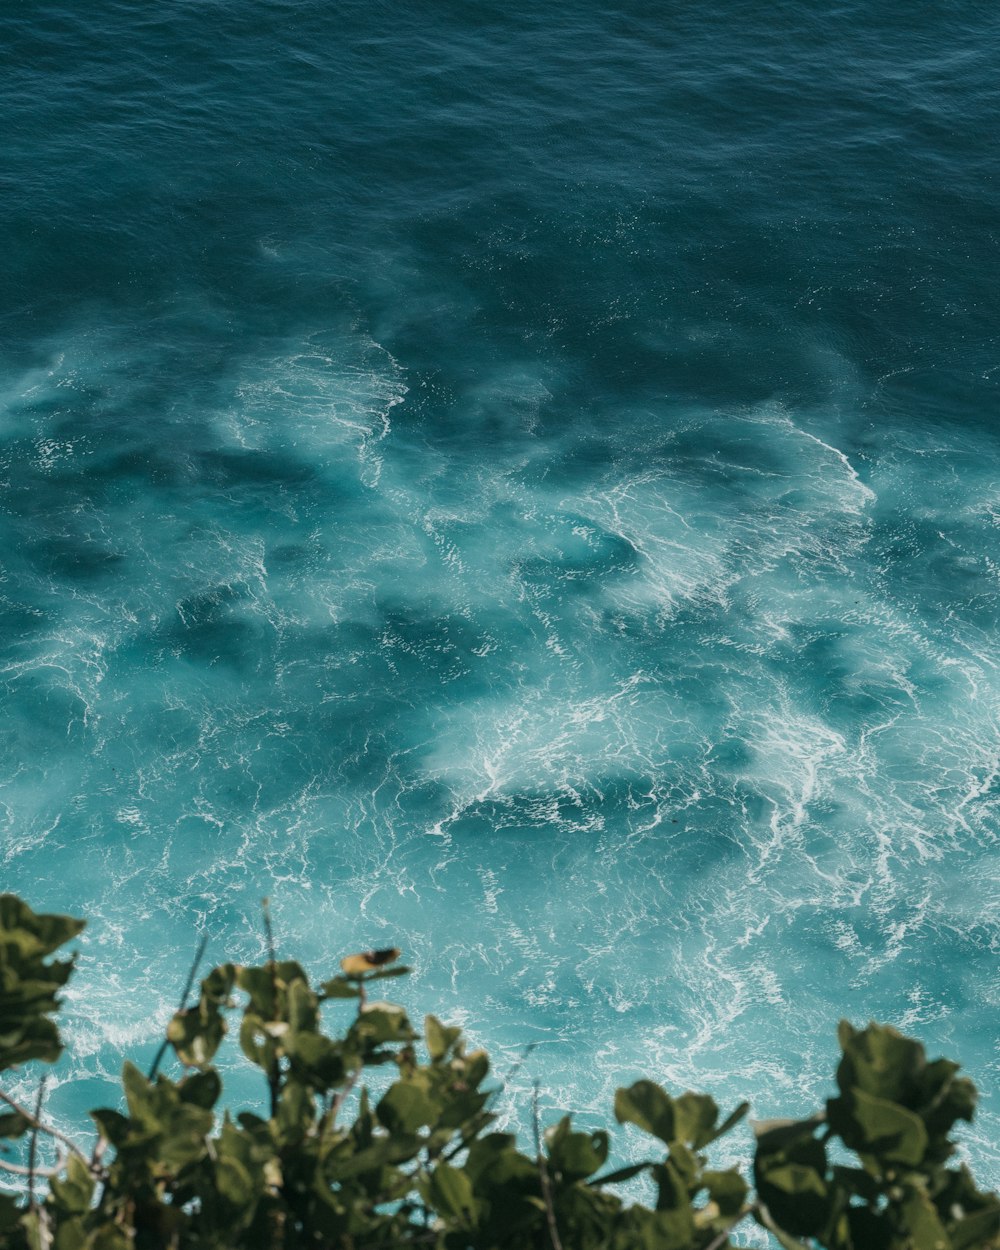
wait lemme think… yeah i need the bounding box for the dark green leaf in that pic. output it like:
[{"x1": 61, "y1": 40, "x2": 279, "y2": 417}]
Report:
[
  {"x1": 425, "y1": 1014, "x2": 462, "y2": 1061},
  {"x1": 546, "y1": 1117, "x2": 608, "y2": 1179},
  {"x1": 0, "y1": 1110, "x2": 28, "y2": 1138},
  {"x1": 702, "y1": 1168, "x2": 748, "y2": 1216},
  {"x1": 377, "y1": 1082, "x2": 438, "y2": 1133},
  {"x1": 425, "y1": 1162, "x2": 475, "y2": 1222},
  {"x1": 844, "y1": 1088, "x2": 928, "y2": 1165},
  {"x1": 614, "y1": 1080, "x2": 675, "y2": 1144},
  {"x1": 588, "y1": 1160, "x2": 656, "y2": 1187},
  {"x1": 318, "y1": 976, "x2": 360, "y2": 1000},
  {"x1": 178, "y1": 1068, "x2": 222, "y2": 1108}
]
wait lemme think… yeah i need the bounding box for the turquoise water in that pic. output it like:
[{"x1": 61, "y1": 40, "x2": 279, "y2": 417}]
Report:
[{"x1": 4, "y1": 0, "x2": 1000, "y2": 1180}]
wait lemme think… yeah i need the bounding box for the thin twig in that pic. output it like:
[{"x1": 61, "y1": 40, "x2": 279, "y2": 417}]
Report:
[
  {"x1": 262, "y1": 897, "x2": 281, "y2": 1119},
  {"x1": 705, "y1": 1220, "x2": 745, "y2": 1250},
  {"x1": 328, "y1": 1069, "x2": 361, "y2": 1129},
  {"x1": 755, "y1": 1201, "x2": 810, "y2": 1249},
  {"x1": 324, "y1": 982, "x2": 369, "y2": 1132},
  {"x1": 262, "y1": 896, "x2": 277, "y2": 969},
  {"x1": 439, "y1": 1119, "x2": 487, "y2": 1164},
  {"x1": 492, "y1": 1040, "x2": 538, "y2": 1104},
  {"x1": 0, "y1": 1090, "x2": 86, "y2": 1161},
  {"x1": 532, "y1": 1081, "x2": 564, "y2": 1250},
  {"x1": 148, "y1": 929, "x2": 209, "y2": 1080},
  {"x1": 27, "y1": 1077, "x2": 47, "y2": 1209},
  {"x1": 0, "y1": 1157, "x2": 62, "y2": 1179}
]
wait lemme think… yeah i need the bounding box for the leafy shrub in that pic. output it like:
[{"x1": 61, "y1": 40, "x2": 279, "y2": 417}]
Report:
[{"x1": 0, "y1": 894, "x2": 997, "y2": 1249}]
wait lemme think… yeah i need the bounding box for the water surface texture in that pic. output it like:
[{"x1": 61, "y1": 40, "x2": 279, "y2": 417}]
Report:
[{"x1": 4, "y1": 0, "x2": 1000, "y2": 1173}]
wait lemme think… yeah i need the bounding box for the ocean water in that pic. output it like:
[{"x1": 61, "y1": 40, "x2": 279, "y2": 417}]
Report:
[{"x1": 4, "y1": 0, "x2": 1000, "y2": 1189}]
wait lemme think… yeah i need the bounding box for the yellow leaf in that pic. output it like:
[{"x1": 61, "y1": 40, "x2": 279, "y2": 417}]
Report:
[{"x1": 340, "y1": 948, "x2": 401, "y2": 976}]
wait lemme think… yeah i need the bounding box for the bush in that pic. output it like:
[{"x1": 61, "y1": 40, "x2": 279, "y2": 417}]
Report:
[{"x1": 0, "y1": 893, "x2": 998, "y2": 1249}]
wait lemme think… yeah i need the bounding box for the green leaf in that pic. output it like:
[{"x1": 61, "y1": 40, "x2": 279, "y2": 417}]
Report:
[
  {"x1": 545, "y1": 1117, "x2": 609, "y2": 1179},
  {"x1": 365, "y1": 964, "x2": 411, "y2": 980},
  {"x1": 425, "y1": 1163, "x2": 476, "y2": 1222},
  {"x1": 0, "y1": 1110, "x2": 28, "y2": 1138},
  {"x1": 287, "y1": 978, "x2": 318, "y2": 1033},
  {"x1": 237, "y1": 966, "x2": 278, "y2": 1016},
  {"x1": 709, "y1": 1099, "x2": 751, "y2": 1145},
  {"x1": 288, "y1": 1031, "x2": 347, "y2": 1089},
  {"x1": 0, "y1": 898, "x2": 84, "y2": 1074},
  {"x1": 464, "y1": 1132, "x2": 517, "y2": 1183},
  {"x1": 318, "y1": 976, "x2": 360, "y2": 1000},
  {"x1": 168, "y1": 1001, "x2": 226, "y2": 1068},
  {"x1": 831, "y1": 1163, "x2": 881, "y2": 1203},
  {"x1": 650, "y1": 1162, "x2": 696, "y2": 1242},
  {"x1": 53, "y1": 1216, "x2": 88, "y2": 1250},
  {"x1": 121, "y1": 1060, "x2": 153, "y2": 1120},
  {"x1": 846, "y1": 1088, "x2": 928, "y2": 1165},
  {"x1": 377, "y1": 1082, "x2": 438, "y2": 1133},
  {"x1": 0, "y1": 896, "x2": 85, "y2": 954},
  {"x1": 836, "y1": 1020, "x2": 926, "y2": 1106},
  {"x1": 673, "y1": 1091, "x2": 719, "y2": 1148},
  {"x1": 950, "y1": 1204, "x2": 1000, "y2": 1250},
  {"x1": 755, "y1": 1203, "x2": 812, "y2": 1250},
  {"x1": 754, "y1": 1120, "x2": 829, "y2": 1238},
  {"x1": 901, "y1": 1184, "x2": 950, "y2": 1250},
  {"x1": 351, "y1": 1003, "x2": 417, "y2": 1046},
  {"x1": 239, "y1": 1011, "x2": 272, "y2": 1068},
  {"x1": 762, "y1": 1163, "x2": 827, "y2": 1200},
  {"x1": 276, "y1": 1081, "x2": 314, "y2": 1144},
  {"x1": 83, "y1": 1224, "x2": 133, "y2": 1250},
  {"x1": 90, "y1": 1108, "x2": 130, "y2": 1148},
  {"x1": 178, "y1": 1068, "x2": 222, "y2": 1108},
  {"x1": 0, "y1": 1194, "x2": 18, "y2": 1232},
  {"x1": 614, "y1": 1080, "x2": 675, "y2": 1144},
  {"x1": 702, "y1": 1168, "x2": 749, "y2": 1216},
  {"x1": 48, "y1": 1154, "x2": 95, "y2": 1215},
  {"x1": 425, "y1": 1014, "x2": 462, "y2": 1061},
  {"x1": 588, "y1": 1160, "x2": 656, "y2": 1187},
  {"x1": 0, "y1": 1014, "x2": 63, "y2": 1070},
  {"x1": 0, "y1": 1190, "x2": 19, "y2": 1230},
  {"x1": 216, "y1": 1154, "x2": 256, "y2": 1207}
]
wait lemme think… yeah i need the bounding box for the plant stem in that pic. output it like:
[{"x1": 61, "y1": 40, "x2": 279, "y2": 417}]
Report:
[
  {"x1": 0, "y1": 1089, "x2": 87, "y2": 1162},
  {"x1": 532, "y1": 1081, "x2": 564, "y2": 1250},
  {"x1": 27, "y1": 1077, "x2": 47, "y2": 1210},
  {"x1": 262, "y1": 897, "x2": 281, "y2": 1118},
  {"x1": 148, "y1": 929, "x2": 209, "y2": 1080}
]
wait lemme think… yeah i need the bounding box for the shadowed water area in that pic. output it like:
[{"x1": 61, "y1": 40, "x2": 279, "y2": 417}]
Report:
[{"x1": 4, "y1": 0, "x2": 1000, "y2": 1177}]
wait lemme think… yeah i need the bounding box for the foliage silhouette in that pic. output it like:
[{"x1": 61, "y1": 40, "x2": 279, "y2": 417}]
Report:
[{"x1": 0, "y1": 895, "x2": 997, "y2": 1249}]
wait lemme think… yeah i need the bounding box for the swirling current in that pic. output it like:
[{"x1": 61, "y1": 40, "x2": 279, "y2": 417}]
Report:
[{"x1": 3, "y1": 0, "x2": 1000, "y2": 1185}]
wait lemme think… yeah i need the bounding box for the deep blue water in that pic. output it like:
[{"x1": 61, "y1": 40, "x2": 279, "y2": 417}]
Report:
[{"x1": 4, "y1": 0, "x2": 1000, "y2": 1188}]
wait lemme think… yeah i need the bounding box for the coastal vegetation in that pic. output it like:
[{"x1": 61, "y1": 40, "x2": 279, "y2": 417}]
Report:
[{"x1": 1, "y1": 894, "x2": 998, "y2": 1249}]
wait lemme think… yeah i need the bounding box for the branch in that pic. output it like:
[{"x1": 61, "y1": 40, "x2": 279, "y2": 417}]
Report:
[
  {"x1": 490, "y1": 1040, "x2": 538, "y2": 1106},
  {"x1": 705, "y1": 1222, "x2": 743, "y2": 1250},
  {"x1": 27, "y1": 1077, "x2": 46, "y2": 1209},
  {"x1": 705, "y1": 1203, "x2": 756, "y2": 1250},
  {"x1": 0, "y1": 1090, "x2": 87, "y2": 1162},
  {"x1": 323, "y1": 985, "x2": 370, "y2": 1133},
  {"x1": 328, "y1": 1068, "x2": 362, "y2": 1129},
  {"x1": 532, "y1": 1082, "x2": 564, "y2": 1250},
  {"x1": 262, "y1": 897, "x2": 280, "y2": 1119},
  {"x1": 0, "y1": 1157, "x2": 62, "y2": 1180},
  {"x1": 148, "y1": 928, "x2": 209, "y2": 1080}
]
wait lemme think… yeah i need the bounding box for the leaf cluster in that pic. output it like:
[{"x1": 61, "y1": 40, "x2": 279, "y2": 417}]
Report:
[
  {"x1": 754, "y1": 1021, "x2": 1000, "y2": 1250},
  {"x1": 0, "y1": 895, "x2": 997, "y2": 1250}
]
